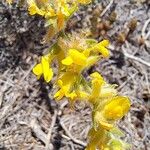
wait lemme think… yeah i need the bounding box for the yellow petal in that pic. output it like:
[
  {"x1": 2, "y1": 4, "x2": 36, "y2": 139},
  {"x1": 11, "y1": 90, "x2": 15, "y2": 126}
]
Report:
[
  {"x1": 83, "y1": 49, "x2": 91, "y2": 57},
  {"x1": 78, "y1": 0, "x2": 91, "y2": 4},
  {"x1": 99, "y1": 40, "x2": 109, "y2": 47},
  {"x1": 41, "y1": 56, "x2": 53, "y2": 82},
  {"x1": 61, "y1": 3, "x2": 70, "y2": 17},
  {"x1": 57, "y1": 80, "x2": 63, "y2": 87},
  {"x1": 62, "y1": 56, "x2": 73, "y2": 65},
  {"x1": 28, "y1": 3, "x2": 38, "y2": 15},
  {"x1": 28, "y1": 2, "x2": 45, "y2": 16},
  {"x1": 104, "y1": 96, "x2": 130, "y2": 120},
  {"x1": 98, "y1": 45, "x2": 110, "y2": 58},
  {"x1": 45, "y1": 6, "x2": 56, "y2": 18},
  {"x1": 91, "y1": 40, "x2": 110, "y2": 58},
  {"x1": 66, "y1": 92, "x2": 77, "y2": 100},
  {"x1": 90, "y1": 72, "x2": 104, "y2": 80},
  {"x1": 59, "y1": 72, "x2": 76, "y2": 86},
  {"x1": 90, "y1": 79, "x2": 101, "y2": 99},
  {"x1": 69, "y1": 49, "x2": 87, "y2": 66},
  {"x1": 37, "y1": 10, "x2": 45, "y2": 16},
  {"x1": 46, "y1": 68, "x2": 53, "y2": 82},
  {"x1": 90, "y1": 72, "x2": 105, "y2": 100},
  {"x1": 32, "y1": 63, "x2": 42, "y2": 76},
  {"x1": 54, "y1": 89, "x2": 64, "y2": 100}
]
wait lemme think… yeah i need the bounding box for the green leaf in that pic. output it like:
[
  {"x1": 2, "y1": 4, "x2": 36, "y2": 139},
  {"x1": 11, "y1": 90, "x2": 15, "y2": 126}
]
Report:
[{"x1": 86, "y1": 39, "x2": 98, "y2": 46}]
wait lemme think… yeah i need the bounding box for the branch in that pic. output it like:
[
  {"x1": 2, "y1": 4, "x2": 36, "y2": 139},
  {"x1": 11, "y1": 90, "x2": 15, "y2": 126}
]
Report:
[
  {"x1": 100, "y1": 0, "x2": 114, "y2": 17},
  {"x1": 142, "y1": 18, "x2": 150, "y2": 39},
  {"x1": 60, "y1": 121, "x2": 87, "y2": 147},
  {"x1": 122, "y1": 47, "x2": 150, "y2": 67},
  {"x1": 45, "y1": 110, "x2": 57, "y2": 150}
]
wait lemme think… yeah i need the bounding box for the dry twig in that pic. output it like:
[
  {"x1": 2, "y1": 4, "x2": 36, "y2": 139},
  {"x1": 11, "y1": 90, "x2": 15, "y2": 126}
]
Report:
[
  {"x1": 18, "y1": 63, "x2": 35, "y2": 85},
  {"x1": 117, "y1": 72, "x2": 138, "y2": 91},
  {"x1": 19, "y1": 118, "x2": 53, "y2": 149},
  {"x1": 45, "y1": 110, "x2": 57, "y2": 150},
  {"x1": 122, "y1": 46, "x2": 150, "y2": 67},
  {"x1": 100, "y1": 0, "x2": 114, "y2": 17},
  {"x1": 142, "y1": 18, "x2": 150, "y2": 39},
  {"x1": 60, "y1": 121, "x2": 87, "y2": 147}
]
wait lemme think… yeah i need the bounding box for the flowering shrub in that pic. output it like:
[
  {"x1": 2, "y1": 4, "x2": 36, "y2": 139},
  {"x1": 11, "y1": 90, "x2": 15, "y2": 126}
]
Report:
[{"x1": 7, "y1": 0, "x2": 131, "y2": 149}]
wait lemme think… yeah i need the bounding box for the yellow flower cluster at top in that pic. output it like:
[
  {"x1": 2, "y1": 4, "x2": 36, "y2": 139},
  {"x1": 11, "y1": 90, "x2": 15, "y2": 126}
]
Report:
[
  {"x1": 6, "y1": 0, "x2": 91, "y2": 40},
  {"x1": 33, "y1": 34, "x2": 131, "y2": 150}
]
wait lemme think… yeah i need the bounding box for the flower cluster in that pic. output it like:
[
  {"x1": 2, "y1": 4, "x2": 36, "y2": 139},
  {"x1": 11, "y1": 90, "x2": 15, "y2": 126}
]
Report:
[
  {"x1": 33, "y1": 34, "x2": 110, "y2": 102},
  {"x1": 7, "y1": 0, "x2": 131, "y2": 149},
  {"x1": 6, "y1": 0, "x2": 91, "y2": 40},
  {"x1": 86, "y1": 73, "x2": 130, "y2": 150},
  {"x1": 33, "y1": 34, "x2": 131, "y2": 149}
]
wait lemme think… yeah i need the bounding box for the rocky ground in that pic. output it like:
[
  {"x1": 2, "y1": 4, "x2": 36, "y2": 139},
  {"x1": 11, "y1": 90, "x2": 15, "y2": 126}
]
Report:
[{"x1": 0, "y1": 0, "x2": 150, "y2": 150}]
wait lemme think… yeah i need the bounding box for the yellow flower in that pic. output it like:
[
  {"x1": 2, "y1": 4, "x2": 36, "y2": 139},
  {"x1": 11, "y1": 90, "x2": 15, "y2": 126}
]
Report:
[
  {"x1": 78, "y1": 0, "x2": 91, "y2": 4},
  {"x1": 58, "y1": 0, "x2": 71, "y2": 17},
  {"x1": 28, "y1": 1, "x2": 45, "y2": 16},
  {"x1": 92, "y1": 96, "x2": 130, "y2": 131},
  {"x1": 90, "y1": 72, "x2": 105, "y2": 101},
  {"x1": 54, "y1": 80, "x2": 69, "y2": 100},
  {"x1": 62, "y1": 49, "x2": 87, "y2": 66},
  {"x1": 90, "y1": 40, "x2": 110, "y2": 58},
  {"x1": 62, "y1": 56, "x2": 73, "y2": 65},
  {"x1": 103, "y1": 96, "x2": 130, "y2": 120},
  {"x1": 86, "y1": 127, "x2": 109, "y2": 150},
  {"x1": 66, "y1": 91, "x2": 77, "y2": 100},
  {"x1": 32, "y1": 56, "x2": 53, "y2": 82},
  {"x1": 96, "y1": 40, "x2": 110, "y2": 58},
  {"x1": 54, "y1": 72, "x2": 77, "y2": 100},
  {"x1": 44, "y1": 6, "x2": 56, "y2": 18},
  {"x1": 94, "y1": 111, "x2": 113, "y2": 130}
]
